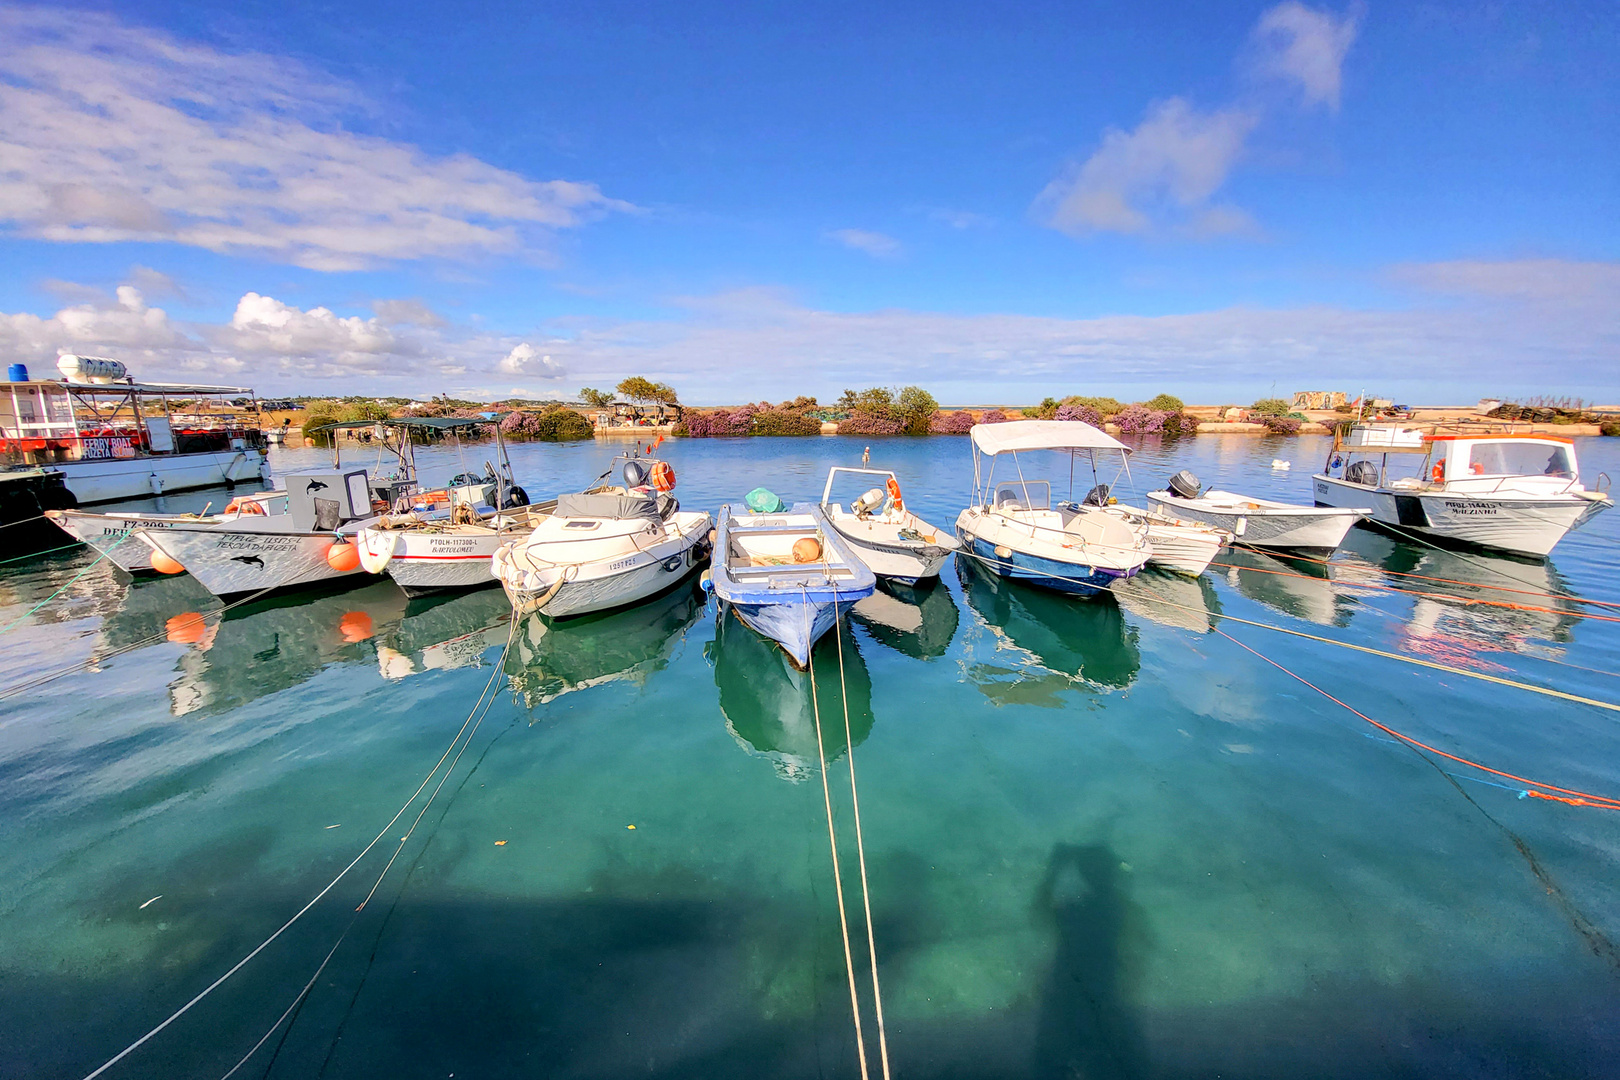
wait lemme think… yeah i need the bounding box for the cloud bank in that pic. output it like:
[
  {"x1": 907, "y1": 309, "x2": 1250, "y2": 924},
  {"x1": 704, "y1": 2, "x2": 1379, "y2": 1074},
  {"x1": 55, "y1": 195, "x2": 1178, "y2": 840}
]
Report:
[{"x1": 0, "y1": 7, "x2": 631, "y2": 270}]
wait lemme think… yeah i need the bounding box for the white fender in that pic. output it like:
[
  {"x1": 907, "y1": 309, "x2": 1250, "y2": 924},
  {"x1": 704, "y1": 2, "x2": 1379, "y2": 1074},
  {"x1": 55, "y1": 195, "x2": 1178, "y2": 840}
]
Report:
[{"x1": 357, "y1": 530, "x2": 397, "y2": 574}]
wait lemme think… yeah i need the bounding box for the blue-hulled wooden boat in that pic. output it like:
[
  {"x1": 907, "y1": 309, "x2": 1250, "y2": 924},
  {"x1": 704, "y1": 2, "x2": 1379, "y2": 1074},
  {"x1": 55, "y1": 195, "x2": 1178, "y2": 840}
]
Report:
[{"x1": 710, "y1": 502, "x2": 876, "y2": 667}]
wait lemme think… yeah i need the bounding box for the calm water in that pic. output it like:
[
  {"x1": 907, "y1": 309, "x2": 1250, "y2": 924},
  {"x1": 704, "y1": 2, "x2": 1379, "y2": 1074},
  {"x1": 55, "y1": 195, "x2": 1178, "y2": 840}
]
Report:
[{"x1": 3, "y1": 434, "x2": 1619, "y2": 1079}]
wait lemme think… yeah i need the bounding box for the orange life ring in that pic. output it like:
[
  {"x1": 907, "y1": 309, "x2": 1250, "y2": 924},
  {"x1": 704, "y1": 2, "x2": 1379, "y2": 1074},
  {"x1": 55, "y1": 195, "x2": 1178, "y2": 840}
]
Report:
[
  {"x1": 885, "y1": 476, "x2": 903, "y2": 510},
  {"x1": 1430, "y1": 462, "x2": 1444, "y2": 483},
  {"x1": 226, "y1": 497, "x2": 266, "y2": 515},
  {"x1": 649, "y1": 460, "x2": 677, "y2": 492}
]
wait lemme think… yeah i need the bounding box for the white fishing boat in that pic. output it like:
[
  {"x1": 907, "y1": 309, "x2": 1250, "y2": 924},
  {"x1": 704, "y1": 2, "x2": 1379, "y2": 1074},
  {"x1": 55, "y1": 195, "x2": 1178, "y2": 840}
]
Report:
[
  {"x1": 1108, "y1": 503, "x2": 1229, "y2": 575},
  {"x1": 1, "y1": 355, "x2": 270, "y2": 505},
  {"x1": 819, "y1": 466, "x2": 959, "y2": 583},
  {"x1": 1147, "y1": 470, "x2": 1361, "y2": 552},
  {"x1": 708, "y1": 501, "x2": 876, "y2": 667},
  {"x1": 1311, "y1": 425, "x2": 1612, "y2": 558},
  {"x1": 954, "y1": 420, "x2": 1151, "y2": 596},
  {"x1": 45, "y1": 491, "x2": 289, "y2": 572},
  {"x1": 491, "y1": 457, "x2": 711, "y2": 618}
]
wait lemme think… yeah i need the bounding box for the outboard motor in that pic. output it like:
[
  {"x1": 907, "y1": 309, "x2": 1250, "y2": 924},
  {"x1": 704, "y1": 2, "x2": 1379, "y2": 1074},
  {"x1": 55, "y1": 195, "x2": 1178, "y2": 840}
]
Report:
[
  {"x1": 1081, "y1": 483, "x2": 1111, "y2": 507},
  {"x1": 852, "y1": 487, "x2": 887, "y2": 516},
  {"x1": 1167, "y1": 469, "x2": 1201, "y2": 500},
  {"x1": 623, "y1": 459, "x2": 650, "y2": 487}
]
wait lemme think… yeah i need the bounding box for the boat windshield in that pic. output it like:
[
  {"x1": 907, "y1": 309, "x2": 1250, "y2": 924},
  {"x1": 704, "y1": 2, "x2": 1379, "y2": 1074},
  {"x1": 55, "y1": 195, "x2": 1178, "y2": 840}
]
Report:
[{"x1": 1466, "y1": 441, "x2": 1573, "y2": 479}]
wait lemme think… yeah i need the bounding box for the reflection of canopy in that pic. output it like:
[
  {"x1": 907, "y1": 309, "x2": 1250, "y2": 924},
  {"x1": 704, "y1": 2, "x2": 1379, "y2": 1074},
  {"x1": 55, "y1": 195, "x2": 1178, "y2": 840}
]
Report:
[{"x1": 970, "y1": 420, "x2": 1129, "y2": 456}]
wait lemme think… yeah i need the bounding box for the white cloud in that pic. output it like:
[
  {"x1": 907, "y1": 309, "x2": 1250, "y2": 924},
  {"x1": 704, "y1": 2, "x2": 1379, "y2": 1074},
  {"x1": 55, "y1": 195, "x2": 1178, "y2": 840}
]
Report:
[
  {"x1": 1389, "y1": 259, "x2": 1620, "y2": 304},
  {"x1": 221, "y1": 293, "x2": 406, "y2": 373},
  {"x1": 496, "y1": 343, "x2": 566, "y2": 379},
  {"x1": 0, "y1": 285, "x2": 198, "y2": 365},
  {"x1": 372, "y1": 299, "x2": 448, "y2": 328},
  {"x1": 828, "y1": 229, "x2": 903, "y2": 258},
  {"x1": 1251, "y1": 2, "x2": 1362, "y2": 110},
  {"x1": 1037, "y1": 99, "x2": 1258, "y2": 236},
  {"x1": 0, "y1": 7, "x2": 632, "y2": 270}
]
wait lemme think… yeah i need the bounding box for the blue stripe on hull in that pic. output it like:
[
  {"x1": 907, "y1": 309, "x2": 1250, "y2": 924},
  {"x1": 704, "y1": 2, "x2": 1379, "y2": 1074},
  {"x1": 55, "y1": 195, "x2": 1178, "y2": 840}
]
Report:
[
  {"x1": 960, "y1": 535, "x2": 1129, "y2": 597},
  {"x1": 731, "y1": 596, "x2": 861, "y2": 667}
]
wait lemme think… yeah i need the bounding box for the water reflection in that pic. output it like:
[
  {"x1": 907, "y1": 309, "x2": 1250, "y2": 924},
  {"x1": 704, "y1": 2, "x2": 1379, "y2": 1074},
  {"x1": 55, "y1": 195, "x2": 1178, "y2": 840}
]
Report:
[
  {"x1": 851, "y1": 580, "x2": 960, "y2": 660},
  {"x1": 956, "y1": 558, "x2": 1140, "y2": 702},
  {"x1": 167, "y1": 581, "x2": 410, "y2": 717},
  {"x1": 707, "y1": 606, "x2": 873, "y2": 782},
  {"x1": 377, "y1": 589, "x2": 512, "y2": 681},
  {"x1": 1218, "y1": 548, "x2": 1360, "y2": 628},
  {"x1": 1112, "y1": 569, "x2": 1222, "y2": 633},
  {"x1": 505, "y1": 581, "x2": 704, "y2": 709}
]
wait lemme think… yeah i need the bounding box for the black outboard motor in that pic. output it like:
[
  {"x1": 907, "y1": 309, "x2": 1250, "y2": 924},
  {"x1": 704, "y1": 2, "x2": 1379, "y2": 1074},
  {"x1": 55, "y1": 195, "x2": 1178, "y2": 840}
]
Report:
[
  {"x1": 1167, "y1": 469, "x2": 1201, "y2": 500},
  {"x1": 1081, "y1": 483, "x2": 1111, "y2": 507},
  {"x1": 623, "y1": 459, "x2": 650, "y2": 487}
]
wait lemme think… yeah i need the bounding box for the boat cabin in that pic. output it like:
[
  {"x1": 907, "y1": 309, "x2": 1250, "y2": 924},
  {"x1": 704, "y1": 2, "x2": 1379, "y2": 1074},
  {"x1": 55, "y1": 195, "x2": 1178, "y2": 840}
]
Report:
[{"x1": 1323, "y1": 425, "x2": 1585, "y2": 495}]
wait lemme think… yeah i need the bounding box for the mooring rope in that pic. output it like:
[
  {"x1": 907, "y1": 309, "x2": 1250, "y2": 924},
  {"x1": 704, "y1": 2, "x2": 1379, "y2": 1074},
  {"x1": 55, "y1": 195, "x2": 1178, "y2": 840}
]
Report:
[
  {"x1": 0, "y1": 529, "x2": 131, "y2": 637},
  {"x1": 800, "y1": 587, "x2": 871, "y2": 1080},
  {"x1": 79, "y1": 618, "x2": 519, "y2": 1080},
  {"x1": 831, "y1": 584, "x2": 892, "y2": 1080}
]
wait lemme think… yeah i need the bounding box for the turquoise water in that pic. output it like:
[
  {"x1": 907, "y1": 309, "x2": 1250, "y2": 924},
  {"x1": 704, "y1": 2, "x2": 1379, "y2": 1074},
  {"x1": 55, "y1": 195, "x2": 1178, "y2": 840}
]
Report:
[{"x1": 3, "y1": 434, "x2": 1619, "y2": 1079}]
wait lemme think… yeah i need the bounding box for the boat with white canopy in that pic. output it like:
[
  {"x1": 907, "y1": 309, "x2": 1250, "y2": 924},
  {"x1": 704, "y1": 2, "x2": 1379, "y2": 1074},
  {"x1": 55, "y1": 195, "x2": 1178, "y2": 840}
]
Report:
[
  {"x1": 819, "y1": 466, "x2": 958, "y2": 584},
  {"x1": 1311, "y1": 424, "x2": 1611, "y2": 558},
  {"x1": 954, "y1": 420, "x2": 1153, "y2": 594}
]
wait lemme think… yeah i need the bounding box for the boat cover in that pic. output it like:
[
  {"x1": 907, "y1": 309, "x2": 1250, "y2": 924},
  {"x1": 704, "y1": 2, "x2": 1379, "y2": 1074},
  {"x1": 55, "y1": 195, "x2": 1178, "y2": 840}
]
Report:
[
  {"x1": 554, "y1": 491, "x2": 660, "y2": 521},
  {"x1": 970, "y1": 419, "x2": 1130, "y2": 456}
]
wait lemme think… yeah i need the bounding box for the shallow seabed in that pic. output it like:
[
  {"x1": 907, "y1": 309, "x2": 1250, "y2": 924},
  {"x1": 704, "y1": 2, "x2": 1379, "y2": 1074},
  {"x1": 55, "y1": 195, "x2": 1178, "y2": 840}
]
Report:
[{"x1": 3, "y1": 434, "x2": 1619, "y2": 1079}]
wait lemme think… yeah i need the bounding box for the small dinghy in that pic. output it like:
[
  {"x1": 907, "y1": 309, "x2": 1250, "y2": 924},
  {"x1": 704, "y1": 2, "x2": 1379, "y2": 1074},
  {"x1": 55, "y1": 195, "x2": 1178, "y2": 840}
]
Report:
[
  {"x1": 819, "y1": 466, "x2": 959, "y2": 584},
  {"x1": 1147, "y1": 470, "x2": 1360, "y2": 553},
  {"x1": 708, "y1": 501, "x2": 875, "y2": 667},
  {"x1": 491, "y1": 456, "x2": 711, "y2": 618}
]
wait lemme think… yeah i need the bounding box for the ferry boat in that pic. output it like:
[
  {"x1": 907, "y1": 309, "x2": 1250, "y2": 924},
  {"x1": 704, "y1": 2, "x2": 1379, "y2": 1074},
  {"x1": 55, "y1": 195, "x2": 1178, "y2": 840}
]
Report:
[
  {"x1": 1, "y1": 355, "x2": 270, "y2": 505},
  {"x1": 1311, "y1": 424, "x2": 1612, "y2": 558}
]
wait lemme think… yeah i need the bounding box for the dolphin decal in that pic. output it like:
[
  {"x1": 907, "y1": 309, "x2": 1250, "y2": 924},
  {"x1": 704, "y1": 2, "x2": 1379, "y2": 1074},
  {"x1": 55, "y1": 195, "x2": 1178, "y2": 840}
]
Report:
[
  {"x1": 231, "y1": 555, "x2": 266, "y2": 569},
  {"x1": 305, "y1": 479, "x2": 330, "y2": 494}
]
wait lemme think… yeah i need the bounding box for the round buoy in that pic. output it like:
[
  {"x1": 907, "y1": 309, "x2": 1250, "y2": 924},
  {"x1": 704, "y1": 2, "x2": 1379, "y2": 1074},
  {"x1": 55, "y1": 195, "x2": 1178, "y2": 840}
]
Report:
[
  {"x1": 338, "y1": 611, "x2": 374, "y2": 643},
  {"x1": 792, "y1": 537, "x2": 822, "y2": 563},
  {"x1": 150, "y1": 550, "x2": 186, "y2": 575},
  {"x1": 994, "y1": 545, "x2": 1012, "y2": 559},
  {"x1": 327, "y1": 539, "x2": 361, "y2": 572},
  {"x1": 165, "y1": 612, "x2": 206, "y2": 644}
]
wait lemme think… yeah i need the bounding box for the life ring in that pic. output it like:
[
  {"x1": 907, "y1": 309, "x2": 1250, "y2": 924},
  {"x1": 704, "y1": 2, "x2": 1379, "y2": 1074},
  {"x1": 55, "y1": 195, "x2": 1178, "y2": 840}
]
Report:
[
  {"x1": 885, "y1": 476, "x2": 903, "y2": 511},
  {"x1": 226, "y1": 497, "x2": 266, "y2": 515},
  {"x1": 1430, "y1": 462, "x2": 1444, "y2": 483},
  {"x1": 649, "y1": 461, "x2": 676, "y2": 492}
]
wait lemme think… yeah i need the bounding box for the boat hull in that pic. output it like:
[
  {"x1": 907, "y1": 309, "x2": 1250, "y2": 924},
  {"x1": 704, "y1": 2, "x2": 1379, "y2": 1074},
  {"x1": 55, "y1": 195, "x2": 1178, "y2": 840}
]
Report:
[
  {"x1": 1142, "y1": 521, "x2": 1224, "y2": 576},
  {"x1": 497, "y1": 521, "x2": 711, "y2": 618},
  {"x1": 728, "y1": 595, "x2": 861, "y2": 669},
  {"x1": 1146, "y1": 493, "x2": 1357, "y2": 551},
  {"x1": 1311, "y1": 473, "x2": 1600, "y2": 558},
  {"x1": 138, "y1": 525, "x2": 370, "y2": 598},
  {"x1": 52, "y1": 450, "x2": 269, "y2": 504},
  {"x1": 956, "y1": 532, "x2": 1132, "y2": 596},
  {"x1": 831, "y1": 529, "x2": 953, "y2": 584},
  {"x1": 364, "y1": 528, "x2": 503, "y2": 595},
  {"x1": 46, "y1": 510, "x2": 173, "y2": 571}
]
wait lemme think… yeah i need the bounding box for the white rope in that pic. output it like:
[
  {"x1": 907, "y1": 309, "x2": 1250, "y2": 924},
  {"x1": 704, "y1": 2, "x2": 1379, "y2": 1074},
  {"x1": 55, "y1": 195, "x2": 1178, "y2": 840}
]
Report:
[
  {"x1": 81, "y1": 618, "x2": 519, "y2": 1080},
  {"x1": 831, "y1": 584, "x2": 892, "y2": 1080},
  {"x1": 800, "y1": 587, "x2": 871, "y2": 1080}
]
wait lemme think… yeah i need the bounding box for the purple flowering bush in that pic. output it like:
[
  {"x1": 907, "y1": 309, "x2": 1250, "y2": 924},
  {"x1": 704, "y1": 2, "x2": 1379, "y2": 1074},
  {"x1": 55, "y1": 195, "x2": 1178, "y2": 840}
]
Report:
[
  {"x1": 838, "y1": 411, "x2": 905, "y2": 435},
  {"x1": 1054, "y1": 403, "x2": 1103, "y2": 426},
  {"x1": 978, "y1": 409, "x2": 1012, "y2": 424},
  {"x1": 929, "y1": 410, "x2": 976, "y2": 434},
  {"x1": 1260, "y1": 413, "x2": 1301, "y2": 435},
  {"x1": 1112, "y1": 405, "x2": 1169, "y2": 434}
]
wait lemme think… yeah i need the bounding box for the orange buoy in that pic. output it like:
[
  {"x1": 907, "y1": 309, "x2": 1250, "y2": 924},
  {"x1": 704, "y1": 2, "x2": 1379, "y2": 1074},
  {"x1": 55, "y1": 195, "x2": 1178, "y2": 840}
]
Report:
[
  {"x1": 165, "y1": 612, "x2": 207, "y2": 644},
  {"x1": 792, "y1": 537, "x2": 822, "y2": 563},
  {"x1": 327, "y1": 539, "x2": 361, "y2": 572},
  {"x1": 338, "y1": 610, "x2": 374, "y2": 642},
  {"x1": 649, "y1": 460, "x2": 677, "y2": 492},
  {"x1": 150, "y1": 549, "x2": 186, "y2": 575}
]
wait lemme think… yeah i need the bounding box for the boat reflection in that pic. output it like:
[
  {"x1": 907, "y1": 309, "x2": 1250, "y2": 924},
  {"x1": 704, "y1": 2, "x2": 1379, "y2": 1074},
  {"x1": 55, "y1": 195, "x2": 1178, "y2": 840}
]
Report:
[
  {"x1": 167, "y1": 581, "x2": 411, "y2": 717},
  {"x1": 504, "y1": 581, "x2": 704, "y2": 709},
  {"x1": 1339, "y1": 528, "x2": 1581, "y2": 661},
  {"x1": 377, "y1": 588, "x2": 513, "y2": 681},
  {"x1": 1112, "y1": 569, "x2": 1222, "y2": 633},
  {"x1": 851, "y1": 580, "x2": 960, "y2": 660},
  {"x1": 707, "y1": 605, "x2": 873, "y2": 782},
  {"x1": 956, "y1": 557, "x2": 1140, "y2": 703},
  {"x1": 1217, "y1": 548, "x2": 1361, "y2": 628}
]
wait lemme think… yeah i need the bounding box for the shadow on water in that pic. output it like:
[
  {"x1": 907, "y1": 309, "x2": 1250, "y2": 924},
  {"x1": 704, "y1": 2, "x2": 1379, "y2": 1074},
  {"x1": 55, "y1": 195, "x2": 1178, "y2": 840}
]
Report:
[
  {"x1": 1216, "y1": 547, "x2": 1358, "y2": 628},
  {"x1": 504, "y1": 580, "x2": 706, "y2": 709},
  {"x1": 851, "y1": 577, "x2": 961, "y2": 660},
  {"x1": 1112, "y1": 569, "x2": 1222, "y2": 634},
  {"x1": 956, "y1": 557, "x2": 1140, "y2": 702},
  {"x1": 706, "y1": 605, "x2": 873, "y2": 780}
]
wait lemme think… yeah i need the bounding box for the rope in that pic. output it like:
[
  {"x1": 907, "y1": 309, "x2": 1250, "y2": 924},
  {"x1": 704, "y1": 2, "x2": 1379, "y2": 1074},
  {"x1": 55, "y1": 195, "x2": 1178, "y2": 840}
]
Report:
[
  {"x1": 0, "y1": 541, "x2": 84, "y2": 566},
  {"x1": 800, "y1": 588, "x2": 871, "y2": 1080},
  {"x1": 0, "y1": 530, "x2": 130, "y2": 636},
  {"x1": 958, "y1": 547, "x2": 1620, "y2": 714},
  {"x1": 86, "y1": 619, "x2": 519, "y2": 1080},
  {"x1": 831, "y1": 584, "x2": 892, "y2": 1080},
  {"x1": 0, "y1": 513, "x2": 47, "y2": 531}
]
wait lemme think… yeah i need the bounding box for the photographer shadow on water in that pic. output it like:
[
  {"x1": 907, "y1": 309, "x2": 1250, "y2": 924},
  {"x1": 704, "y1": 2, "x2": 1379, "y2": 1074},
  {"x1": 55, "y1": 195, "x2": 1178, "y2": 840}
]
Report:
[{"x1": 1031, "y1": 842, "x2": 1150, "y2": 1080}]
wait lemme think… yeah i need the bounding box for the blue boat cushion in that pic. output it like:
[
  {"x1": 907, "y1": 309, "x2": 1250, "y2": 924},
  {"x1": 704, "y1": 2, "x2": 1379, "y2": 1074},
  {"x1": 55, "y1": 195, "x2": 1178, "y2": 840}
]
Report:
[{"x1": 555, "y1": 492, "x2": 661, "y2": 521}]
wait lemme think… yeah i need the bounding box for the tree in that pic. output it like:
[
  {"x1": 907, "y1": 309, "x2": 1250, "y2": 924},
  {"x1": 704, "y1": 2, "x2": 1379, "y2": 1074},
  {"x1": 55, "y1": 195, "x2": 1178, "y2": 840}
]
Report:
[
  {"x1": 1145, "y1": 393, "x2": 1184, "y2": 412},
  {"x1": 616, "y1": 376, "x2": 678, "y2": 405},
  {"x1": 579, "y1": 387, "x2": 614, "y2": 407},
  {"x1": 896, "y1": 386, "x2": 938, "y2": 435},
  {"x1": 650, "y1": 381, "x2": 679, "y2": 405}
]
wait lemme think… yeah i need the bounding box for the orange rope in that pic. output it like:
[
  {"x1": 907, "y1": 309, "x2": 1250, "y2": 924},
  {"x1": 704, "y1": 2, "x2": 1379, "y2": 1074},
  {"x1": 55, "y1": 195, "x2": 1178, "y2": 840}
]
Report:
[
  {"x1": 1214, "y1": 627, "x2": 1620, "y2": 812},
  {"x1": 1209, "y1": 560, "x2": 1620, "y2": 624}
]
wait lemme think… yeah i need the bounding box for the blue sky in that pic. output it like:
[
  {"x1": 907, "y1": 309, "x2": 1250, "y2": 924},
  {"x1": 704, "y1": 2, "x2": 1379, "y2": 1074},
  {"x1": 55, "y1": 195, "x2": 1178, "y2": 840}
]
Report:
[{"x1": 0, "y1": 1, "x2": 1615, "y2": 404}]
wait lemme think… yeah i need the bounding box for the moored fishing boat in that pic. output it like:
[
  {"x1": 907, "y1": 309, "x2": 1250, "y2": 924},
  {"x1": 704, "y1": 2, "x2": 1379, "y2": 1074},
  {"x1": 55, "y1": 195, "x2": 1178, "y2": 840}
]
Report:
[
  {"x1": 819, "y1": 466, "x2": 959, "y2": 583},
  {"x1": 491, "y1": 456, "x2": 711, "y2": 618},
  {"x1": 1108, "y1": 502, "x2": 1229, "y2": 576},
  {"x1": 1148, "y1": 470, "x2": 1360, "y2": 552},
  {"x1": 1311, "y1": 425, "x2": 1611, "y2": 558},
  {"x1": 708, "y1": 501, "x2": 875, "y2": 667},
  {"x1": 954, "y1": 420, "x2": 1151, "y2": 595},
  {"x1": 46, "y1": 491, "x2": 289, "y2": 573}
]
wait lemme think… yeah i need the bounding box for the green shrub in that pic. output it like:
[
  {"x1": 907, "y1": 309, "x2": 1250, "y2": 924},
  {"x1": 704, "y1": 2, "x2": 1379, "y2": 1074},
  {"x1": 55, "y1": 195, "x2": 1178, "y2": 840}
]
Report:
[
  {"x1": 1601, "y1": 421, "x2": 1620, "y2": 437},
  {"x1": 1145, "y1": 393, "x2": 1184, "y2": 412},
  {"x1": 1023, "y1": 397, "x2": 1059, "y2": 420},
  {"x1": 1061, "y1": 395, "x2": 1124, "y2": 417},
  {"x1": 1251, "y1": 398, "x2": 1291, "y2": 416},
  {"x1": 896, "y1": 386, "x2": 938, "y2": 435},
  {"x1": 751, "y1": 409, "x2": 821, "y2": 436}
]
